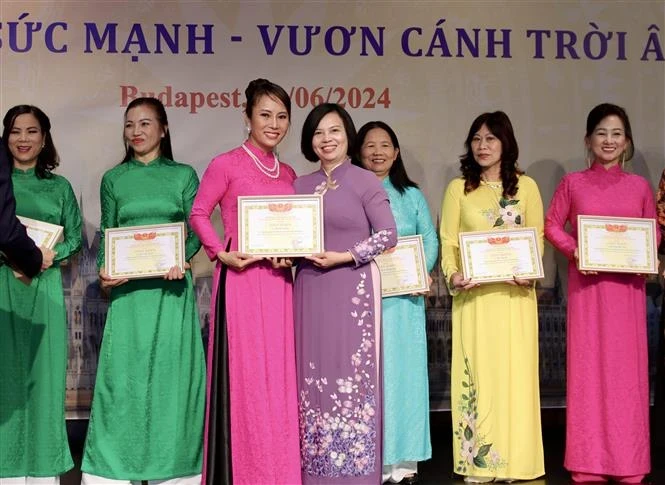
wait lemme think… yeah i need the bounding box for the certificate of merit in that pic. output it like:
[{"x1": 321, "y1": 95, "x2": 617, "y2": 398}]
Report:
[
  {"x1": 577, "y1": 215, "x2": 658, "y2": 274},
  {"x1": 238, "y1": 194, "x2": 324, "y2": 256},
  {"x1": 459, "y1": 227, "x2": 544, "y2": 283},
  {"x1": 375, "y1": 235, "x2": 429, "y2": 297},
  {"x1": 17, "y1": 216, "x2": 63, "y2": 249},
  {"x1": 105, "y1": 222, "x2": 185, "y2": 279}
]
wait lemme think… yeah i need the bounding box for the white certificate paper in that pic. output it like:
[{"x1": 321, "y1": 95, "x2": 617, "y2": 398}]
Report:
[
  {"x1": 238, "y1": 194, "x2": 324, "y2": 256},
  {"x1": 105, "y1": 222, "x2": 185, "y2": 279},
  {"x1": 375, "y1": 235, "x2": 429, "y2": 297},
  {"x1": 17, "y1": 216, "x2": 63, "y2": 250},
  {"x1": 459, "y1": 227, "x2": 544, "y2": 283},
  {"x1": 577, "y1": 215, "x2": 658, "y2": 274}
]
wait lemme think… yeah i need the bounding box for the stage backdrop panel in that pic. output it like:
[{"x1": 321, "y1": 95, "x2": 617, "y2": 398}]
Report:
[{"x1": 1, "y1": 0, "x2": 663, "y2": 413}]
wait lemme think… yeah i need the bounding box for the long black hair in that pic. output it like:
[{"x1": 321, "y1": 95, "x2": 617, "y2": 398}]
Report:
[
  {"x1": 121, "y1": 97, "x2": 173, "y2": 163},
  {"x1": 2, "y1": 105, "x2": 59, "y2": 179},
  {"x1": 354, "y1": 120, "x2": 419, "y2": 194},
  {"x1": 459, "y1": 111, "x2": 522, "y2": 199}
]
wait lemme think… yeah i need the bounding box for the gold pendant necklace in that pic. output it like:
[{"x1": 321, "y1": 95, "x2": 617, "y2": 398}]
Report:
[{"x1": 481, "y1": 178, "x2": 503, "y2": 209}]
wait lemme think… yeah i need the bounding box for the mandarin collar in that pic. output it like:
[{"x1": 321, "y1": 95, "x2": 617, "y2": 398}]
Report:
[
  {"x1": 590, "y1": 161, "x2": 622, "y2": 175},
  {"x1": 129, "y1": 155, "x2": 164, "y2": 167},
  {"x1": 12, "y1": 165, "x2": 36, "y2": 176},
  {"x1": 320, "y1": 158, "x2": 350, "y2": 177},
  {"x1": 244, "y1": 140, "x2": 276, "y2": 160}
]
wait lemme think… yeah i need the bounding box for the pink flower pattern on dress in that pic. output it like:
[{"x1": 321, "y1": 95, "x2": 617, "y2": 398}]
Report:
[
  {"x1": 299, "y1": 271, "x2": 378, "y2": 477},
  {"x1": 352, "y1": 229, "x2": 394, "y2": 264}
]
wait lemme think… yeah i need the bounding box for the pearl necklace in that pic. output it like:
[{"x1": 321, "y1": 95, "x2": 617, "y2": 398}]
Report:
[{"x1": 242, "y1": 143, "x2": 280, "y2": 179}]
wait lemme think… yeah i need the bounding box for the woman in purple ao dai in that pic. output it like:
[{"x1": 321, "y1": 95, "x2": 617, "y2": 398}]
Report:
[{"x1": 294, "y1": 103, "x2": 397, "y2": 484}]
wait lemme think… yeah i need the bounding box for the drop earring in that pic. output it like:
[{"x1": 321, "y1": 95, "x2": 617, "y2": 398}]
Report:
[{"x1": 585, "y1": 149, "x2": 592, "y2": 169}]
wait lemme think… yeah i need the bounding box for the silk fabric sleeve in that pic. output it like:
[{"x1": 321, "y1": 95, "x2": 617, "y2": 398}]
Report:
[
  {"x1": 522, "y1": 176, "x2": 545, "y2": 257},
  {"x1": 182, "y1": 166, "x2": 203, "y2": 261},
  {"x1": 544, "y1": 175, "x2": 577, "y2": 260},
  {"x1": 641, "y1": 177, "x2": 661, "y2": 247},
  {"x1": 413, "y1": 188, "x2": 439, "y2": 272},
  {"x1": 440, "y1": 179, "x2": 462, "y2": 288},
  {"x1": 53, "y1": 179, "x2": 83, "y2": 262},
  {"x1": 349, "y1": 182, "x2": 397, "y2": 265},
  {"x1": 97, "y1": 173, "x2": 117, "y2": 270},
  {"x1": 654, "y1": 169, "x2": 665, "y2": 249},
  {"x1": 189, "y1": 156, "x2": 229, "y2": 261}
]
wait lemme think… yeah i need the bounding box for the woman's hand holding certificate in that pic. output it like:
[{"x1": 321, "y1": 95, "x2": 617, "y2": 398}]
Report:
[
  {"x1": 576, "y1": 215, "x2": 658, "y2": 274},
  {"x1": 11, "y1": 216, "x2": 60, "y2": 282},
  {"x1": 105, "y1": 222, "x2": 186, "y2": 280},
  {"x1": 458, "y1": 227, "x2": 544, "y2": 283},
  {"x1": 216, "y1": 250, "x2": 263, "y2": 271},
  {"x1": 99, "y1": 268, "x2": 129, "y2": 291},
  {"x1": 238, "y1": 194, "x2": 324, "y2": 257},
  {"x1": 375, "y1": 235, "x2": 430, "y2": 297}
]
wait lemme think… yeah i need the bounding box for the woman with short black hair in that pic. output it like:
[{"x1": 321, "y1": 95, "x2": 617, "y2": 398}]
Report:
[
  {"x1": 294, "y1": 103, "x2": 397, "y2": 484},
  {"x1": 0, "y1": 104, "x2": 81, "y2": 484}
]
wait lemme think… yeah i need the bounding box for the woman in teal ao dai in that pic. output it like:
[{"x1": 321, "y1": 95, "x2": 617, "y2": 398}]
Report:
[
  {"x1": 81, "y1": 98, "x2": 205, "y2": 484},
  {"x1": 0, "y1": 105, "x2": 81, "y2": 483},
  {"x1": 356, "y1": 121, "x2": 437, "y2": 484}
]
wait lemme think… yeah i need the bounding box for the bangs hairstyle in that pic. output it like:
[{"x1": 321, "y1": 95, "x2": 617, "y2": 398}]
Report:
[
  {"x1": 301, "y1": 103, "x2": 356, "y2": 162},
  {"x1": 121, "y1": 97, "x2": 173, "y2": 164},
  {"x1": 585, "y1": 103, "x2": 634, "y2": 161},
  {"x1": 245, "y1": 78, "x2": 291, "y2": 119},
  {"x1": 459, "y1": 110, "x2": 522, "y2": 199},
  {"x1": 353, "y1": 120, "x2": 418, "y2": 194},
  {"x1": 2, "y1": 105, "x2": 59, "y2": 179}
]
